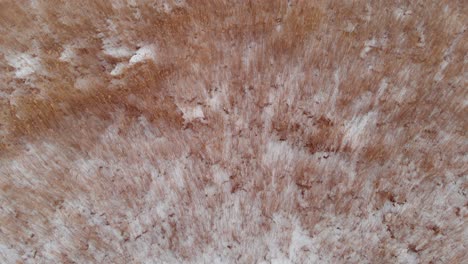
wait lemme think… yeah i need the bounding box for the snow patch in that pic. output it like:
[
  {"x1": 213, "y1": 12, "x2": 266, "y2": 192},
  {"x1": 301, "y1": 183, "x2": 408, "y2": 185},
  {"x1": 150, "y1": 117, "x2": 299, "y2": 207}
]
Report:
[
  {"x1": 6, "y1": 53, "x2": 41, "y2": 78},
  {"x1": 288, "y1": 220, "x2": 316, "y2": 262},
  {"x1": 102, "y1": 37, "x2": 134, "y2": 58},
  {"x1": 110, "y1": 62, "x2": 127, "y2": 76},
  {"x1": 181, "y1": 105, "x2": 205, "y2": 122},
  {"x1": 360, "y1": 38, "x2": 377, "y2": 58},
  {"x1": 59, "y1": 45, "x2": 75, "y2": 62},
  {"x1": 211, "y1": 164, "x2": 229, "y2": 185},
  {"x1": 262, "y1": 140, "x2": 296, "y2": 167},
  {"x1": 129, "y1": 45, "x2": 157, "y2": 65},
  {"x1": 74, "y1": 75, "x2": 101, "y2": 91},
  {"x1": 343, "y1": 111, "x2": 377, "y2": 149}
]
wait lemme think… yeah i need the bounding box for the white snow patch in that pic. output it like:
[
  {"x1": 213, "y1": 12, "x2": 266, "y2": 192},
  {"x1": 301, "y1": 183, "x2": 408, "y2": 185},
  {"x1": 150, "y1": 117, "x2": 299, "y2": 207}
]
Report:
[
  {"x1": 343, "y1": 111, "x2": 377, "y2": 149},
  {"x1": 288, "y1": 220, "x2": 316, "y2": 262},
  {"x1": 434, "y1": 59, "x2": 450, "y2": 82},
  {"x1": 181, "y1": 105, "x2": 204, "y2": 122},
  {"x1": 207, "y1": 92, "x2": 222, "y2": 110},
  {"x1": 344, "y1": 21, "x2": 356, "y2": 33},
  {"x1": 104, "y1": 46, "x2": 134, "y2": 58},
  {"x1": 241, "y1": 42, "x2": 256, "y2": 68},
  {"x1": 102, "y1": 37, "x2": 134, "y2": 58},
  {"x1": 262, "y1": 140, "x2": 296, "y2": 167},
  {"x1": 59, "y1": 45, "x2": 75, "y2": 62},
  {"x1": 0, "y1": 243, "x2": 20, "y2": 262},
  {"x1": 171, "y1": 161, "x2": 186, "y2": 188},
  {"x1": 211, "y1": 164, "x2": 229, "y2": 185},
  {"x1": 129, "y1": 45, "x2": 157, "y2": 65},
  {"x1": 375, "y1": 78, "x2": 388, "y2": 103},
  {"x1": 6, "y1": 53, "x2": 41, "y2": 78},
  {"x1": 110, "y1": 62, "x2": 127, "y2": 76},
  {"x1": 360, "y1": 38, "x2": 377, "y2": 58},
  {"x1": 74, "y1": 76, "x2": 101, "y2": 91}
]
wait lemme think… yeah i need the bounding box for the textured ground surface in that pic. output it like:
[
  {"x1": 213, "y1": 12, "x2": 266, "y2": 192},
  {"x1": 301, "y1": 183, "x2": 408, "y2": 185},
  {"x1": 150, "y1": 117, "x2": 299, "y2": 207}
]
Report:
[{"x1": 0, "y1": 0, "x2": 467, "y2": 263}]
